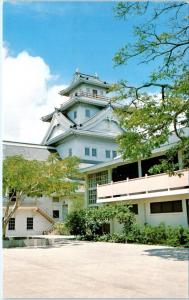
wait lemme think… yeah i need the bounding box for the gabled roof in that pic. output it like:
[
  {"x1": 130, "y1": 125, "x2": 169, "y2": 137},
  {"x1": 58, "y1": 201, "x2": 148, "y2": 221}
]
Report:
[
  {"x1": 59, "y1": 71, "x2": 110, "y2": 96},
  {"x1": 41, "y1": 97, "x2": 111, "y2": 123},
  {"x1": 42, "y1": 112, "x2": 74, "y2": 144},
  {"x1": 45, "y1": 128, "x2": 118, "y2": 146},
  {"x1": 81, "y1": 105, "x2": 120, "y2": 131}
]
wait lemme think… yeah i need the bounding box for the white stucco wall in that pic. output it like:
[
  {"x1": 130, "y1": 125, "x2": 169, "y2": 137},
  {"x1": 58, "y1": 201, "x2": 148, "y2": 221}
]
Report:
[
  {"x1": 144, "y1": 196, "x2": 188, "y2": 227},
  {"x1": 67, "y1": 103, "x2": 101, "y2": 125},
  {"x1": 112, "y1": 195, "x2": 188, "y2": 234},
  {"x1": 57, "y1": 135, "x2": 118, "y2": 162},
  {"x1": 4, "y1": 196, "x2": 74, "y2": 237},
  {"x1": 5, "y1": 209, "x2": 52, "y2": 237}
]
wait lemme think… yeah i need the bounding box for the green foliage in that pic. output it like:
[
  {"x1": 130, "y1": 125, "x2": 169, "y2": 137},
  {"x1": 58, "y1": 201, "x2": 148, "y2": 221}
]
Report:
[
  {"x1": 65, "y1": 204, "x2": 137, "y2": 238},
  {"x1": 139, "y1": 223, "x2": 167, "y2": 245},
  {"x1": 114, "y1": 72, "x2": 189, "y2": 173},
  {"x1": 114, "y1": 2, "x2": 188, "y2": 79},
  {"x1": 65, "y1": 202, "x2": 189, "y2": 247},
  {"x1": 70, "y1": 193, "x2": 84, "y2": 212},
  {"x1": 165, "y1": 225, "x2": 189, "y2": 247},
  {"x1": 3, "y1": 154, "x2": 81, "y2": 237},
  {"x1": 94, "y1": 223, "x2": 189, "y2": 247},
  {"x1": 65, "y1": 210, "x2": 86, "y2": 235},
  {"x1": 112, "y1": 2, "x2": 189, "y2": 174},
  {"x1": 52, "y1": 222, "x2": 70, "y2": 235}
]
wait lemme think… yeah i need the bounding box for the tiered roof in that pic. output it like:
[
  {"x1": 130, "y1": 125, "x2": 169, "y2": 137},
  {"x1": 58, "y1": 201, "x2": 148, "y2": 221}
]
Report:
[{"x1": 59, "y1": 71, "x2": 110, "y2": 96}]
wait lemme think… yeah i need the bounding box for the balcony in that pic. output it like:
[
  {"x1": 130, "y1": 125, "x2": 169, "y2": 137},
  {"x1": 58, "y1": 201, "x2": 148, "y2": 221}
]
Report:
[
  {"x1": 97, "y1": 169, "x2": 189, "y2": 203},
  {"x1": 71, "y1": 91, "x2": 109, "y2": 101}
]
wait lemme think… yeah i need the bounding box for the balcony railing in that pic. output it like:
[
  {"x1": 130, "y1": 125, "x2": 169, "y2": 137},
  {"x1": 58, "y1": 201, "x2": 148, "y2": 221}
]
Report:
[
  {"x1": 71, "y1": 91, "x2": 109, "y2": 101},
  {"x1": 97, "y1": 169, "x2": 189, "y2": 203}
]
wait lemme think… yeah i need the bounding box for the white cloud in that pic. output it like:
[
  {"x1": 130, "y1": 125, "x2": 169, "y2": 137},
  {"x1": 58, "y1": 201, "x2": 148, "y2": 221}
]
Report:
[{"x1": 3, "y1": 47, "x2": 68, "y2": 143}]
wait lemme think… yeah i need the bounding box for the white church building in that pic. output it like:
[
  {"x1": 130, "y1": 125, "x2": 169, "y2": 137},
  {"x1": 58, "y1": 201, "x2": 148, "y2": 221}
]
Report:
[{"x1": 3, "y1": 71, "x2": 189, "y2": 237}]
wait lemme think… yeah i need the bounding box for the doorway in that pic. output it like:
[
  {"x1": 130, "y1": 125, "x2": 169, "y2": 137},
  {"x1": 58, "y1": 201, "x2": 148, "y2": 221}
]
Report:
[{"x1": 62, "y1": 204, "x2": 68, "y2": 221}]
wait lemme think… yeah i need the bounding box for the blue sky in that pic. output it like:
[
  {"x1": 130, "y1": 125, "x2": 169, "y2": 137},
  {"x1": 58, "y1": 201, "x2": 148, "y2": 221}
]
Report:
[
  {"x1": 3, "y1": 1, "x2": 173, "y2": 143},
  {"x1": 3, "y1": 1, "x2": 161, "y2": 86}
]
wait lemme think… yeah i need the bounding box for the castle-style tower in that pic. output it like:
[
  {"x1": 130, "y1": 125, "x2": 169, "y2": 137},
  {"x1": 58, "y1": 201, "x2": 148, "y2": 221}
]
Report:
[{"x1": 42, "y1": 71, "x2": 123, "y2": 167}]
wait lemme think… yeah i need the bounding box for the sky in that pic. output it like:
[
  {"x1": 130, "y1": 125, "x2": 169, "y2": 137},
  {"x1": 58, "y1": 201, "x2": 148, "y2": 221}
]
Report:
[{"x1": 3, "y1": 1, "x2": 168, "y2": 143}]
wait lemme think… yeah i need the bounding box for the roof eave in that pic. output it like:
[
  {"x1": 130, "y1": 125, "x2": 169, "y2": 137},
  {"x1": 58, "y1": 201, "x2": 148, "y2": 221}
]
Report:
[{"x1": 59, "y1": 79, "x2": 110, "y2": 96}]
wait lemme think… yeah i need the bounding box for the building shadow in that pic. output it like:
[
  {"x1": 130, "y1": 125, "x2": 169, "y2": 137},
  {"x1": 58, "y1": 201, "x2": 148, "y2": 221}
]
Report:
[{"x1": 143, "y1": 247, "x2": 189, "y2": 261}]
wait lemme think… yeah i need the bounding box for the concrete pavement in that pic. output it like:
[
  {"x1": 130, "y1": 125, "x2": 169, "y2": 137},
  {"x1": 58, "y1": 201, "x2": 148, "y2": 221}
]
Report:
[{"x1": 3, "y1": 241, "x2": 189, "y2": 298}]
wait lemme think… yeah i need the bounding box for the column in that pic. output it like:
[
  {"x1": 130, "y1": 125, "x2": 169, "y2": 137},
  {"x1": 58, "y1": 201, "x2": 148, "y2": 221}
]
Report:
[{"x1": 138, "y1": 160, "x2": 142, "y2": 177}]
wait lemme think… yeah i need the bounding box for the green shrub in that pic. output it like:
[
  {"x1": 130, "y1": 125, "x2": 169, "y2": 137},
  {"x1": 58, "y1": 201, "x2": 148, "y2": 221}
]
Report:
[
  {"x1": 65, "y1": 210, "x2": 86, "y2": 235},
  {"x1": 93, "y1": 223, "x2": 189, "y2": 247},
  {"x1": 139, "y1": 223, "x2": 167, "y2": 245},
  {"x1": 109, "y1": 233, "x2": 127, "y2": 243},
  {"x1": 127, "y1": 224, "x2": 142, "y2": 243},
  {"x1": 95, "y1": 234, "x2": 111, "y2": 242},
  {"x1": 166, "y1": 225, "x2": 189, "y2": 247},
  {"x1": 53, "y1": 222, "x2": 70, "y2": 235}
]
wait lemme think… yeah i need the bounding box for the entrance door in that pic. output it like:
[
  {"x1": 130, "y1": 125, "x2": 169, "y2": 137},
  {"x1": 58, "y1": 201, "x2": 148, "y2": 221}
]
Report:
[{"x1": 62, "y1": 205, "x2": 68, "y2": 221}]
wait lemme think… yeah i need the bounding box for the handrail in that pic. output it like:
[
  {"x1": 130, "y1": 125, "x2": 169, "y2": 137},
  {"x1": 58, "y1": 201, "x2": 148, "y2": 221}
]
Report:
[
  {"x1": 71, "y1": 91, "x2": 109, "y2": 101},
  {"x1": 97, "y1": 169, "x2": 189, "y2": 187}
]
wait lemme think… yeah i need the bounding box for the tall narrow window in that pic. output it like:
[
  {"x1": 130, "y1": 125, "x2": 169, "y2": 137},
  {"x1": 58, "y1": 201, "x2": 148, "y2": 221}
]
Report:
[
  {"x1": 105, "y1": 150, "x2": 110, "y2": 158},
  {"x1": 73, "y1": 111, "x2": 77, "y2": 119},
  {"x1": 92, "y1": 148, "x2": 97, "y2": 157},
  {"x1": 8, "y1": 218, "x2": 15, "y2": 230},
  {"x1": 27, "y1": 218, "x2": 33, "y2": 230},
  {"x1": 112, "y1": 151, "x2": 117, "y2": 158},
  {"x1": 85, "y1": 109, "x2": 90, "y2": 118},
  {"x1": 53, "y1": 210, "x2": 59, "y2": 219},
  {"x1": 93, "y1": 89, "x2": 97, "y2": 97},
  {"x1": 69, "y1": 148, "x2": 72, "y2": 156},
  {"x1": 85, "y1": 147, "x2": 90, "y2": 156}
]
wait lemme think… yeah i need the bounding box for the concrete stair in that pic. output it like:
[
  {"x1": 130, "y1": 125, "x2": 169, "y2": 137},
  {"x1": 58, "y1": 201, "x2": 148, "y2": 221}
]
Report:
[{"x1": 36, "y1": 207, "x2": 55, "y2": 224}]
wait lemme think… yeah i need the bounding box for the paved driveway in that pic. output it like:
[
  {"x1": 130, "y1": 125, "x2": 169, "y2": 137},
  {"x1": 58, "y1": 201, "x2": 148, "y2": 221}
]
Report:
[{"x1": 3, "y1": 240, "x2": 189, "y2": 298}]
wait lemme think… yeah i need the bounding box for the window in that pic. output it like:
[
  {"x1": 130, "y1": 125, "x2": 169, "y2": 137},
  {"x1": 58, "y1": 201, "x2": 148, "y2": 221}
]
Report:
[
  {"x1": 85, "y1": 109, "x2": 90, "y2": 118},
  {"x1": 27, "y1": 218, "x2": 33, "y2": 230},
  {"x1": 92, "y1": 148, "x2": 97, "y2": 157},
  {"x1": 112, "y1": 151, "x2": 117, "y2": 158},
  {"x1": 86, "y1": 87, "x2": 90, "y2": 94},
  {"x1": 129, "y1": 204, "x2": 138, "y2": 215},
  {"x1": 150, "y1": 200, "x2": 182, "y2": 214},
  {"x1": 93, "y1": 89, "x2": 98, "y2": 97},
  {"x1": 53, "y1": 210, "x2": 59, "y2": 219},
  {"x1": 85, "y1": 147, "x2": 90, "y2": 156},
  {"x1": 88, "y1": 171, "x2": 109, "y2": 188},
  {"x1": 8, "y1": 218, "x2": 15, "y2": 230},
  {"x1": 105, "y1": 150, "x2": 111, "y2": 158},
  {"x1": 88, "y1": 189, "x2": 97, "y2": 204},
  {"x1": 100, "y1": 90, "x2": 104, "y2": 95},
  {"x1": 69, "y1": 148, "x2": 72, "y2": 156},
  {"x1": 53, "y1": 197, "x2": 59, "y2": 203},
  {"x1": 73, "y1": 111, "x2": 77, "y2": 119}
]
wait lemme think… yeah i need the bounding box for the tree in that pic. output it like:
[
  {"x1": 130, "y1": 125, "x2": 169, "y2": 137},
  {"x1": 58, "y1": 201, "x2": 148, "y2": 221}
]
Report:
[
  {"x1": 3, "y1": 154, "x2": 80, "y2": 238},
  {"x1": 111, "y1": 2, "x2": 189, "y2": 173}
]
